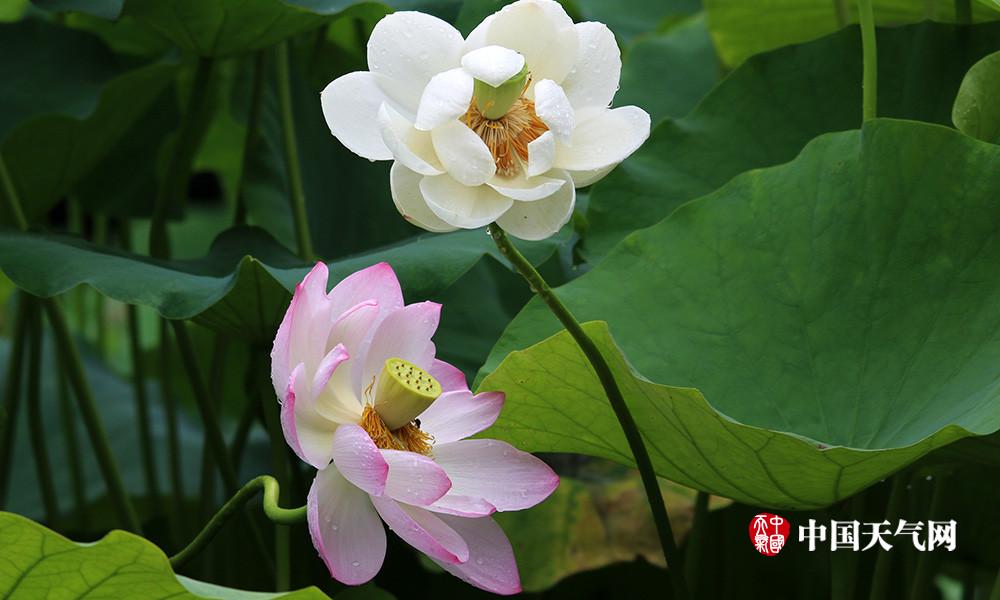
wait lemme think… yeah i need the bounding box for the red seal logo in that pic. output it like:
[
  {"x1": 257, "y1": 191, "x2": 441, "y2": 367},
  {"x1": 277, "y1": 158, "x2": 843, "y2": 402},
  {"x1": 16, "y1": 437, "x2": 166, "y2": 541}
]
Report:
[{"x1": 750, "y1": 513, "x2": 790, "y2": 556}]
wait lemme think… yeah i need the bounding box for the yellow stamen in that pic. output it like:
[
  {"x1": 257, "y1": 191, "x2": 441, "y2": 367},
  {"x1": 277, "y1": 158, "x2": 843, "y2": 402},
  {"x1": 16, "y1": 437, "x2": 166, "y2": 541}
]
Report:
[
  {"x1": 360, "y1": 404, "x2": 434, "y2": 455},
  {"x1": 463, "y1": 96, "x2": 549, "y2": 178}
]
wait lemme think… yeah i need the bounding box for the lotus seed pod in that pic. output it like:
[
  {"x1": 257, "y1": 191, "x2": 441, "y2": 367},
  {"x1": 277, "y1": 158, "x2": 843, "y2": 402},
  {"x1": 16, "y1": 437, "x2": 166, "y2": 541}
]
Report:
[
  {"x1": 374, "y1": 357, "x2": 441, "y2": 430},
  {"x1": 473, "y1": 62, "x2": 530, "y2": 120}
]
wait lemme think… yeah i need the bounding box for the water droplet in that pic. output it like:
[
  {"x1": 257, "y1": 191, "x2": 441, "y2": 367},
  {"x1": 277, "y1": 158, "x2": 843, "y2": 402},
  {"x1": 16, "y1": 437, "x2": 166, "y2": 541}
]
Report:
[
  {"x1": 475, "y1": 558, "x2": 484, "y2": 565},
  {"x1": 352, "y1": 561, "x2": 361, "y2": 568}
]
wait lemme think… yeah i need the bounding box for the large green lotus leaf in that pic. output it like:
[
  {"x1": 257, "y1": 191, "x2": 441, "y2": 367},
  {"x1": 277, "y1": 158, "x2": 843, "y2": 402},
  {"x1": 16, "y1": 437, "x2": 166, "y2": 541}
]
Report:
[
  {"x1": 705, "y1": 0, "x2": 1000, "y2": 67},
  {"x1": 0, "y1": 226, "x2": 560, "y2": 342},
  {"x1": 112, "y1": 0, "x2": 459, "y2": 57},
  {"x1": 953, "y1": 50, "x2": 1000, "y2": 144},
  {"x1": 583, "y1": 21, "x2": 1000, "y2": 262},
  {"x1": 615, "y1": 14, "x2": 719, "y2": 123},
  {"x1": 478, "y1": 120, "x2": 1000, "y2": 509},
  {"x1": 0, "y1": 512, "x2": 328, "y2": 599},
  {"x1": 0, "y1": 19, "x2": 175, "y2": 224}
]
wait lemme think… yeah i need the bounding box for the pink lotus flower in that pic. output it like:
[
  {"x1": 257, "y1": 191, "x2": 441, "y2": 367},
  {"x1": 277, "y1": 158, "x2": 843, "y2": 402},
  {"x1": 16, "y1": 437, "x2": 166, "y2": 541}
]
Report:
[{"x1": 271, "y1": 262, "x2": 558, "y2": 594}]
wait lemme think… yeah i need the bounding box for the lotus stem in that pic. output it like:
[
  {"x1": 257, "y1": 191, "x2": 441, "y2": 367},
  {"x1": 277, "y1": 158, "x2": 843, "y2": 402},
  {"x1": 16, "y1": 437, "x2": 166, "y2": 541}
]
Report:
[
  {"x1": 26, "y1": 299, "x2": 59, "y2": 522},
  {"x1": 488, "y1": 223, "x2": 690, "y2": 600},
  {"x1": 857, "y1": 0, "x2": 878, "y2": 121},
  {"x1": 275, "y1": 41, "x2": 315, "y2": 262}
]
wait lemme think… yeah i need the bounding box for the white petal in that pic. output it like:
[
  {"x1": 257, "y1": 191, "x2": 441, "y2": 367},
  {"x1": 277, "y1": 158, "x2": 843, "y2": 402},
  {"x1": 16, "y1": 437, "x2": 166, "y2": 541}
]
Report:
[
  {"x1": 390, "y1": 162, "x2": 456, "y2": 233},
  {"x1": 560, "y1": 22, "x2": 621, "y2": 111},
  {"x1": 321, "y1": 72, "x2": 393, "y2": 161},
  {"x1": 483, "y1": 0, "x2": 578, "y2": 85},
  {"x1": 415, "y1": 68, "x2": 474, "y2": 131},
  {"x1": 533, "y1": 80, "x2": 574, "y2": 143},
  {"x1": 368, "y1": 11, "x2": 464, "y2": 116},
  {"x1": 430, "y1": 120, "x2": 496, "y2": 186},
  {"x1": 420, "y1": 175, "x2": 513, "y2": 229},
  {"x1": 554, "y1": 106, "x2": 650, "y2": 172},
  {"x1": 378, "y1": 104, "x2": 443, "y2": 176},
  {"x1": 496, "y1": 170, "x2": 575, "y2": 241},
  {"x1": 486, "y1": 171, "x2": 565, "y2": 202},
  {"x1": 567, "y1": 164, "x2": 616, "y2": 188},
  {"x1": 527, "y1": 131, "x2": 556, "y2": 177},
  {"x1": 461, "y1": 45, "x2": 525, "y2": 87},
  {"x1": 308, "y1": 467, "x2": 386, "y2": 585}
]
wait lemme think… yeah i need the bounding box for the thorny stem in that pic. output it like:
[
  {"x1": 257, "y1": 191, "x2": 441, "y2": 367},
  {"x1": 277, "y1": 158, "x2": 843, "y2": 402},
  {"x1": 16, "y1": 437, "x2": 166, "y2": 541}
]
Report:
[
  {"x1": 169, "y1": 475, "x2": 306, "y2": 570},
  {"x1": 488, "y1": 224, "x2": 690, "y2": 600}
]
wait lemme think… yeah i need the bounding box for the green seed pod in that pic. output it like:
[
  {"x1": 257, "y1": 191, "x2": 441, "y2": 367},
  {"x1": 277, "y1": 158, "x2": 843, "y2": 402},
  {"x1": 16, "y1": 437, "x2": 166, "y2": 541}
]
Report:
[
  {"x1": 474, "y1": 62, "x2": 530, "y2": 120},
  {"x1": 374, "y1": 357, "x2": 442, "y2": 430}
]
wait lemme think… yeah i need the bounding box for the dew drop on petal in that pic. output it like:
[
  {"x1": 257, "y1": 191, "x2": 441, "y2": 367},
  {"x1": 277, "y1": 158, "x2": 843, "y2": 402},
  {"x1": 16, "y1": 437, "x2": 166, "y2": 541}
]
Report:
[{"x1": 352, "y1": 561, "x2": 361, "y2": 568}]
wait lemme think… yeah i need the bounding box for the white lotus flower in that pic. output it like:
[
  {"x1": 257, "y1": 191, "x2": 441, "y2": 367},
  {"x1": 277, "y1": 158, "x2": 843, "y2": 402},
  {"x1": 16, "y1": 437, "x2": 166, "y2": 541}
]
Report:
[{"x1": 320, "y1": 0, "x2": 651, "y2": 241}]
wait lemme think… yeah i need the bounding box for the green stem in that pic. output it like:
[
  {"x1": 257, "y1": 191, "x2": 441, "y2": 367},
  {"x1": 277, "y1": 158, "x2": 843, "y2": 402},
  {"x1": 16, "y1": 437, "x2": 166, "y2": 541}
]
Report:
[
  {"x1": 56, "y1": 349, "x2": 88, "y2": 528},
  {"x1": 169, "y1": 475, "x2": 306, "y2": 570},
  {"x1": 833, "y1": 0, "x2": 849, "y2": 27},
  {"x1": 230, "y1": 393, "x2": 258, "y2": 471},
  {"x1": 93, "y1": 214, "x2": 108, "y2": 357},
  {"x1": 685, "y1": 491, "x2": 709, "y2": 598},
  {"x1": 170, "y1": 321, "x2": 240, "y2": 493},
  {"x1": 0, "y1": 295, "x2": 30, "y2": 508},
  {"x1": 910, "y1": 474, "x2": 947, "y2": 600},
  {"x1": 275, "y1": 42, "x2": 315, "y2": 261},
  {"x1": 0, "y1": 152, "x2": 140, "y2": 532},
  {"x1": 869, "y1": 475, "x2": 908, "y2": 600},
  {"x1": 488, "y1": 224, "x2": 689, "y2": 600},
  {"x1": 45, "y1": 299, "x2": 142, "y2": 533},
  {"x1": 149, "y1": 57, "x2": 214, "y2": 259},
  {"x1": 258, "y1": 358, "x2": 291, "y2": 591},
  {"x1": 26, "y1": 300, "x2": 59, "y2": 522},
  {"x1": 990, "y1": 567, "x2": 1000, "y2": 600},
  {"x1": 857, "y1": 0, "x2": 878, "y2": 121},
  {"x1": 234, "y1": 51, "x2": 266, "y2": 227},
  {"x1": 0, "y1": 155, "x2": 27, "y2": 229},
  {"x1": 127, "y1": 303, "x2": 161, "y2": 511},
  {"x1": 199, "y1": 336, "x2": 229, "y2": 511},
  {"x1": 159, "y1": 318, "x2": 185, "y2": 542},
  {"x1": 955, "y1": 0, "x2": 972, "y2": 23}
]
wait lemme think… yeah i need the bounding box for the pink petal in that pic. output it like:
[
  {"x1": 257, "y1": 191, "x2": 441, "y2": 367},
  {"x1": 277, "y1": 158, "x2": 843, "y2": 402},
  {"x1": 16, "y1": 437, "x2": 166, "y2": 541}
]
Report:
[
  {"x1": 370, "y1": 495, "x2": 469, "y2": 564},
  {"x1": 331, "y1": 425, "x2": 389, "y2": 496},
  {"x1": 280, "y1": 363, "x2": 337, "y2": 469},
  {"x1": 427, "y1": 494, "x2": 496, "y2": 518},
  {"x1": 417, "y1": 391, "x2": 503, "y2": 444},
  {"x1": 381, "y1": 449, "x2": 452, "y2": 505},
  {"x1": 328, "y1": 262, "x2": 404, "y2": 320},
  {"x1": 433, "y1": 515, "x2": 521, "y2": 595},
  {"x1": 272, "y1": 262, "x2": 331, "y2": 398},
  {"x1": 432, "y1": 440, "x2": 559, "y2": 511},
  {"x1": 429, "y1": 359, "x2": 468, "y2": 392},
  {"x1": 357, "y1": 301, "x2": 442, "y2": 392},
  {"x1": 311, "y1": 344, "x2": 363, "y2": 424},
  {"x1": 326, "y1": 300, "x2": 380, "y2": 358},
  {"x1": 308, "y1": 467, "x2": 386, "y2": 585},
  {"x1": 311, "y1": 344, "x2": 351, "y2": 402}
]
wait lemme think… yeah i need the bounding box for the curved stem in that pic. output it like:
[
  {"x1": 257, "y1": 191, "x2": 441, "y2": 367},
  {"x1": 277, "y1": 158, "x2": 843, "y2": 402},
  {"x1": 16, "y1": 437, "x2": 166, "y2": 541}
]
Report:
[
  {"x1": 149, "y1": 57, "x2": 214, "y2": 259},
  {"x1": 869, "y1": 474, "x2": 908, "y2": 600},
  {"x1": 0, "y1": 294, "x2": 30, "y2": 508},
  {"x1": 256, "y1": 355, "x2": 291, "y2": 591},
  {"x1": 169, "y1": 475, "x2": 306, "y2": 570},
  {"x1": 26, "y1": 299, "x2": 59, "y2": 522},
  {"x1": 488, "y1": 224, "x2": 689, "y2": 600},
  {"x1": 857, "y1": 0, "x2": 878, "y2": 121},
  {"x1": 234, "y1": 51, "x2": 266, "y2": 227},
  {"x1": 275, "y1": 41, "x2": 315, "y2": 262}
]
